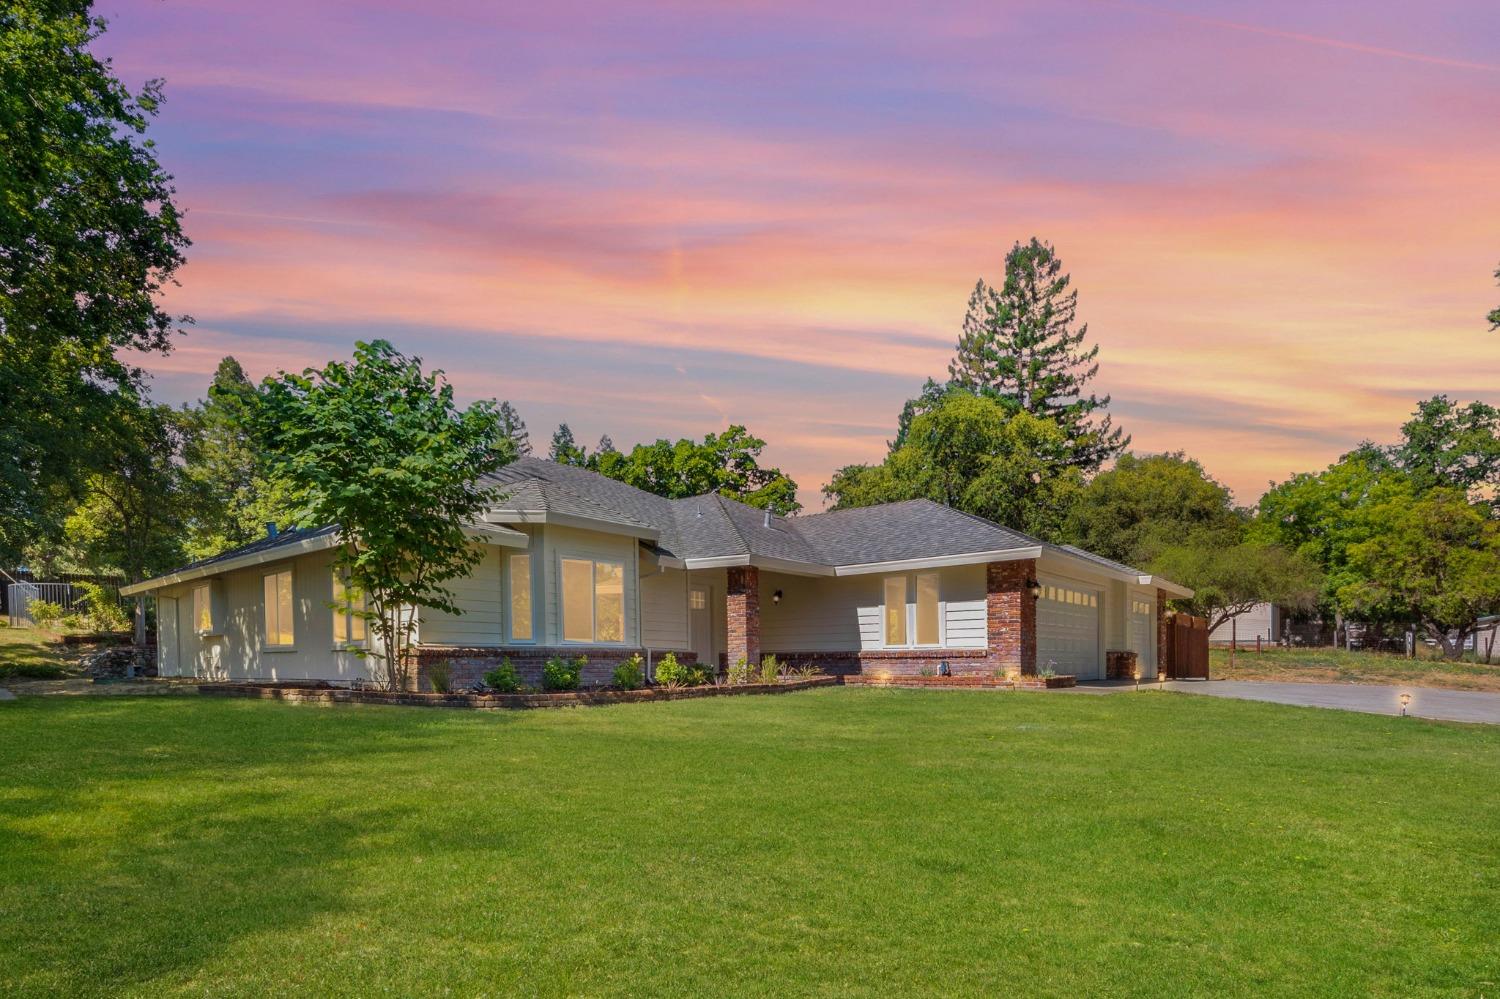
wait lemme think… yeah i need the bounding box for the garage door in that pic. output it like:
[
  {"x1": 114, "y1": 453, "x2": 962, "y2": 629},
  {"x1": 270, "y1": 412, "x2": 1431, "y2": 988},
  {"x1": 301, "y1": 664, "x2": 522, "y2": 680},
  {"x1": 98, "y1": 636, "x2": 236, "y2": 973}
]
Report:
[
  {"x1": 1038, "y1": 580, "x2": 1102, "y2": 679},
  {"x1": 1128, "y1": 596, "x2": 1155, "y2": 676}
]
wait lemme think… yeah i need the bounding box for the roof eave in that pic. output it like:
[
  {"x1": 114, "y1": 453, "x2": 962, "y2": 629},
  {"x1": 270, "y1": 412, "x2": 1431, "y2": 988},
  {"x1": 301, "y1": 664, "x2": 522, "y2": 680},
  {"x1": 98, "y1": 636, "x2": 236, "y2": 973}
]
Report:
[
  {"x1": 120, "y1": 531, "x2": 343, "y2": 596},
  {"x1": 1141, "y1": 576, "x2": 1195, "y2": 599},
  {"x1": 831, "y1": 547, "x2": 1043, "y2": 577},
  {"x1": 487, "y1": 509, "x2": 659, "y2": 541}
]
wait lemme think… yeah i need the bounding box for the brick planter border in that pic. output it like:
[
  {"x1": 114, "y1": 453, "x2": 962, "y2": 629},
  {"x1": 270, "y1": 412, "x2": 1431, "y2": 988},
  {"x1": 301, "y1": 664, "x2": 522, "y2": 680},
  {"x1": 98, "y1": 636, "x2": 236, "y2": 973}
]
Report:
[
  {"x1": 199, "y1": 675, "x2": 838, "y2": 710},
  {"x1": 843, "y1": 673, "x2": 1076, "y2": 690}
]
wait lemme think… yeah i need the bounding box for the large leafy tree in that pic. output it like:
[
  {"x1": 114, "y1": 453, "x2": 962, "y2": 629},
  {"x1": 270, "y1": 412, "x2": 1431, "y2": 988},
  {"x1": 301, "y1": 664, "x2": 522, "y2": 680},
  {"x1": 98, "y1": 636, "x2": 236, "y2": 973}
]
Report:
[
  {"x1": 1339, "y1": 489, "x2": 1500, "y2": 659},
  {"x1": 1390, "y1": 396, "x2": 1500, "y2": 511},
  {"x1": 255, "y1": 341, "x2": 502, "y2": 690},
  {"x1": 591, "y1": 426, "x2": 801, "y2": 514},
  {"x1": 1150, "y1": 541, "x2": 1321, "y2": 633},
  {"x1": 179, "y1": 357, "x2": 294, "y2": 560},
  {"x1": 1063, "y1": 452, "x2": 1242, "y2": 564},
  {"x1": 946, "y1": 238, "x2": 1126, "y2": 471},
  {"x1": 825, "y1": 391, "x2": 1083, "y2": 540},
  {"x1": 0, "y1": 0, "x2": 190, "y2": 562}
]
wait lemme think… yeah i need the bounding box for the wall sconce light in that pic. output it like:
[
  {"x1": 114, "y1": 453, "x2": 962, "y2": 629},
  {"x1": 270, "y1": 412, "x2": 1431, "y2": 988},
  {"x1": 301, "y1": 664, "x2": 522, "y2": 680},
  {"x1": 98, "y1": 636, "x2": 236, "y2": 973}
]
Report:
[
  {"x1": 772, "y1": 589, "x2": 783, "y2": 605},
  {"x1": 1399, "y1": 692, "x2": 1411, "y2": 717},
  {"x1": 1026, "y1": 579, "x2": 1042, "y2": 600}
]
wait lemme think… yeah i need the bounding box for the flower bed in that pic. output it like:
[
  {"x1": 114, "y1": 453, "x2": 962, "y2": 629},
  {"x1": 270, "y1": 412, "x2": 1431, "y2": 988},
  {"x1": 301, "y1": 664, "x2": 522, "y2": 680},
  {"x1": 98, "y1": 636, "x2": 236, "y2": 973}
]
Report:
[{"x1": 198, "y1": 675, "x2": 838, "y2": 710}]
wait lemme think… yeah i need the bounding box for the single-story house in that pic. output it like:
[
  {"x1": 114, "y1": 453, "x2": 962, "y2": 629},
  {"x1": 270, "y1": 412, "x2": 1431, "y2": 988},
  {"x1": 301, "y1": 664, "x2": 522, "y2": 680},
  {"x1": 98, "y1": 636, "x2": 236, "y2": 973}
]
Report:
[{"x1": 121, "y1": 457, "x2": 1192, "y2": 688}]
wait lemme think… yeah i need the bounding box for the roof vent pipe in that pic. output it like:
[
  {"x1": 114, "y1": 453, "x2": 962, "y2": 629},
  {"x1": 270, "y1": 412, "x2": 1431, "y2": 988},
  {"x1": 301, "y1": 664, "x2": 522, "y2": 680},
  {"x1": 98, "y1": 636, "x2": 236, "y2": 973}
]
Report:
[
  {"x1": 266, "y1": 522, "x2": 278, "y2": 539},
  {"x1": 763, "y1": 508, "x2": 771, "y2": 529}
]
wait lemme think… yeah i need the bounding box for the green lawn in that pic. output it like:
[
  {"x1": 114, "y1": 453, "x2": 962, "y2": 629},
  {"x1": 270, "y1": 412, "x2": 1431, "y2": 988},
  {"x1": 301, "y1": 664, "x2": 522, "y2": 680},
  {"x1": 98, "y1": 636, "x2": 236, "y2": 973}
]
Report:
[
  {"x1": 1211, "y1": 645, "x2": 1500, "y2": 692},
  {"x1": 1, "y1": 691, "x2": 1497, "y2": 997}
]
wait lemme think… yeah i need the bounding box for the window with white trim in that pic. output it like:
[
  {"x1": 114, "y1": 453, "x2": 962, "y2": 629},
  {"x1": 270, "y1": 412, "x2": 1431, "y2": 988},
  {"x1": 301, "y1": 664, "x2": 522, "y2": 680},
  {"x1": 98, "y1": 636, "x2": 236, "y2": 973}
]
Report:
[
  {"x1": 332, "y1": 571, "x2": 367, "y2": 646},
  {"x1": 263, "y1": 568, "x2": 295, "y2": 647},
  {"x1": 508, "y1": 553, "x2": 533, "y2": 642},
  {"x1": 561, "y1": 557, "x2": 625, "y2": 643},
  {"x1": 882, "y1": 571, "x2": 942, "y2": 648}
]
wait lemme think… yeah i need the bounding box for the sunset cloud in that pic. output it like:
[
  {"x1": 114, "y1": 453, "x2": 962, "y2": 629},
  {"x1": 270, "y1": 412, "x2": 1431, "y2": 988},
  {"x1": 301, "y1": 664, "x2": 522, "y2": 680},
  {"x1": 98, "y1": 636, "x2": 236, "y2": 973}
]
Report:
[{"x1": 104, "y1": 0, "x2": 1500, "y2": 506}]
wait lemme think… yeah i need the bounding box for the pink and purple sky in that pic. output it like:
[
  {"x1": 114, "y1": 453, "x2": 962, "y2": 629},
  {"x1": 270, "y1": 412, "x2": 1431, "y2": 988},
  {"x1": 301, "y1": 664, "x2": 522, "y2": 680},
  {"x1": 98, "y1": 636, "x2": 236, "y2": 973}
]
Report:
[{"x1": 107, "y1": 0, "x2": 1500, "y2": 508}]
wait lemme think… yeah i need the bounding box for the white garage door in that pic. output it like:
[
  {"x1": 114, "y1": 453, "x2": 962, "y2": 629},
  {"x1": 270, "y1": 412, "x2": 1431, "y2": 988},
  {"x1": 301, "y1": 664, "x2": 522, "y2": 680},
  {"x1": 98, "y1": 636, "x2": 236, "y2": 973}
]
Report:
[
  {"x1": 1128, "y1": 596, "x2": 1155, "y2": 676},
  {"x1": 1038, "y1": 580, "x2": 1102, "y2": 679}
]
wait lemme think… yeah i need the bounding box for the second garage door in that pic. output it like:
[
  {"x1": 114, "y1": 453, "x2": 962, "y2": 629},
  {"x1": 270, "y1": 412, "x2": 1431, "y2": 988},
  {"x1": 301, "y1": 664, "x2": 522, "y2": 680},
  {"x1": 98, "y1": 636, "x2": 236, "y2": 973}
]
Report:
[{"x1": 1038, "y1": 580, "x2": 1102, "y2": 679}]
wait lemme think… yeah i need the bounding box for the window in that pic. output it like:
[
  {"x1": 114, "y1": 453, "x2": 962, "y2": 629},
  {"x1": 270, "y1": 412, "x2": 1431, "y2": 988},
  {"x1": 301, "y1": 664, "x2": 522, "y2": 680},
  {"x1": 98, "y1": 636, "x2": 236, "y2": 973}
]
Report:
[
  {"x1": 561, "y1": 557, "x2": 626, "y2": 643},
  {"x1": 689, "y1": 589, "x2": 707, "y2": 611},
  {"x1": 332, "y1": 571, "x2": 367, "y2": 646},
  {"x1": 263, "y1": 569, "x2": 294, "y2": 647},
  {"x1": 915, "y1": 572, "x2": 940, "y2": 646},
  {"x1": 509, "y1": 553, "x2": 533, "y2": 641},
  {"x1": 883, "y1": 576, "x2": 906, "y2": 646},
  {"x1": 192, "y1": 584, "x2": 212, "y2": 634}
]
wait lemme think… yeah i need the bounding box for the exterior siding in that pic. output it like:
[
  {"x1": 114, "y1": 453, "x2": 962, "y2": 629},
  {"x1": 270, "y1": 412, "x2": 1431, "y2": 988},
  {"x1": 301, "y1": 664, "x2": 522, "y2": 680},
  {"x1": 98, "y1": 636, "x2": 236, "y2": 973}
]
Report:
[
  {"x1": 537, "y1": 523, "x2": 639, "y2": 648},
  {"x1": 640, "y1": 565, "x2": 689, "y2": 649},
  {"x1": 1210, "y1": 602, "x2": 1278, "y2": 643},
  {"x1": 757, "y1": 564, "x2": 985, "y2": 653},
  {"x1": 418, "y1": 542, "x2": 503, "y2": 646}
]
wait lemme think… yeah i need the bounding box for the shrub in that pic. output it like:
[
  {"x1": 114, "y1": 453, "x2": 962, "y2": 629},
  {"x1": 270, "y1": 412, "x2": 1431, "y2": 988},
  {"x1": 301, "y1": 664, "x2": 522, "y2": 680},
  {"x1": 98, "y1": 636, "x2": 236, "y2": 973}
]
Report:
[
  {"x1": 919, "y1": 665, "x2": 936, "y2": 678},
  {"x1": 789, "y1": 663, "x2": 822, "y2": 679},
  {"x1": 759, "y1": 654, "x2": 781, "y2": 684},
  {"x1": 60, "y1": 613, "x2": 87, "y2": 632},
  {"x1": 76, "y1": 582, "x2": 129, "y2": 632},
  {"x1": 727, "y1": 656, "x2": 752, "y2": 685},
  {"x1": 654, "y1": 652, "x2": 688, "y2": 688},
  {"x1": 613, "y1": 654, "x2": 644, "y2": 690},
  {"x1": 427, "y1": 659, "x2": 453, "y2": 693},
  {"x1": 28, "y1": 600, "x2": 63, "y2": 630},
  {"x1": 1038, "y1": 662, "x2": 1057, "y2": 679},
  {"x1": 0, "y1": 662, "x2": 67, "y2": 681},
  {"x1": 483, "y1": 659, "x2": 522, "y2": 693},
  {"x1": 543, "y1": 655, "x2": 584, "y2": 691}
]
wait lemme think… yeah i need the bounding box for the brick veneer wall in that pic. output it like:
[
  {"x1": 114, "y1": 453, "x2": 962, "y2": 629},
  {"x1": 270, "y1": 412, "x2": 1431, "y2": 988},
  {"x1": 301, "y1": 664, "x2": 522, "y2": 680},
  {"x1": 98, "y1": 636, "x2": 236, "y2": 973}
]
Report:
[
  {"x1": 1106, "y1": 649, "x2": 1138, "y2": 680},
  {"x1": 1156, "y1": 587, "x2": 1172, "y2": 678},
  {"x1": 771, "y1": 648, "x2": 992, "y2": 678},
  {"x1": 987, "y1": 559, "x2": 1037, "y2": 676},
  {"x1": 412, "y1": 646, "x2": 697, "y2": 691},
  {"x1": 726, "y1": 565, "x2": 760, "y2": 668}
]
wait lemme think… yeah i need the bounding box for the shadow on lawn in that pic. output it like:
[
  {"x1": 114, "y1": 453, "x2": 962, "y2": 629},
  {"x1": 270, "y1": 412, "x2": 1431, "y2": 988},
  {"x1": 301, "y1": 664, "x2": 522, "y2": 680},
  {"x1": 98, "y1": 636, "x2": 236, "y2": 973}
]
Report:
[{"x1": 0, "y1": 697, "x2": 522, "y2": 994}]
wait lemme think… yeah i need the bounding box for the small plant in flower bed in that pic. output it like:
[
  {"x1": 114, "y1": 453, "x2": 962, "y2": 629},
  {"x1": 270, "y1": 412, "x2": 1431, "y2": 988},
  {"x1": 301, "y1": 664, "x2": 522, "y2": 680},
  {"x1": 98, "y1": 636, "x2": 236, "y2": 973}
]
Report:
[
  {"x1": 759, "y1": 654, "x2": 782, "y2": 684},
  {"x1": 787, "y1": 663, "x2": 822, "y2": 679},
  {"x1": 613, "y1": 654, "x2": 644, "y2": 690},
  {"x1": 426, "y1": 660, "x2": 454, "y2": 694},
  {"x1": 727, "y1": 656, "x2": 753, "y2": 685},
  {"x1": 653, "y1": 652, "x2": 688, "y2": 688},
  {"x1": 543, "y1": 655, "x2": 585, "y2": 692},
  {"x1": 482, "y1": 659, "x2": 522, "y2": 693}
]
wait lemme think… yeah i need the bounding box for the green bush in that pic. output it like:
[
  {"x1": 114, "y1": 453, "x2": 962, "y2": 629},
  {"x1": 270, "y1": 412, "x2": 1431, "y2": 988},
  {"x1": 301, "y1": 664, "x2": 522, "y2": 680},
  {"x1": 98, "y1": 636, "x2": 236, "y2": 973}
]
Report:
[
  {"x1": 28, "y1": 600, "x2": 63, "y2": 630},
  {"x1": 0, "y1": 662, "x2": 67, "y2": 681},
  {"x1": 426, "y1": 659, "x2": 453, "y2": 693},
  {"x1": 60, "y1": 613, "x2": 87, "y2": 632},
  {"x1": 727, "y1": 656, "x2": 752, "y2": 685},
  {"x1": 759, "y1": 654, "x2": 781, "y2": 684},
  {"x1": 613, "y1": 654, "x2": 644, "y2": 690},
  {"x1": 483, "y1": 659, "x2": 522, "y2": 693},
  {"x1": 654, "y1": 652, "x2": 688, "y2": 688},
  {"x1": 76, "y1": 582, "x2": 129, "y2": 632},
  {"x1": 543, "y1": 655, "x2": 584, "y2": 691}
]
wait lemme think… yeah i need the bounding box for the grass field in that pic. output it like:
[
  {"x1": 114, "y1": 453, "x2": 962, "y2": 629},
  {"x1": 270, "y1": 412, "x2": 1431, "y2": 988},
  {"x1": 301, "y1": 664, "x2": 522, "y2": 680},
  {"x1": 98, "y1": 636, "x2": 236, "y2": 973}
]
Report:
[
  {"x1": 1211, "y1": 645, "x2": 1500, "y2": 692},
  {"x1": 0, "y1": 623, "x2": 75, "y2": 673},
  {"x1": 2, "y1": 689, "x2": 1497, "y2": 996}
]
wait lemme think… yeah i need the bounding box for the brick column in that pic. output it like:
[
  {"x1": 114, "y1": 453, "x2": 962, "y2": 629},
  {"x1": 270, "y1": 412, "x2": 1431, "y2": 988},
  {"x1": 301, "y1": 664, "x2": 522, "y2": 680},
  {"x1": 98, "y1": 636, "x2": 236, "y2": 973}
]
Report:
[
  {"x1": 987, "y1": 560, "x2": 1037, "y2": 676},
  {"x1": 1156, "y1": 587, "x2": 1173, "y2": 679},
  {"x1": 726, "y1": 565, "x2": 761, "y2": 668}
]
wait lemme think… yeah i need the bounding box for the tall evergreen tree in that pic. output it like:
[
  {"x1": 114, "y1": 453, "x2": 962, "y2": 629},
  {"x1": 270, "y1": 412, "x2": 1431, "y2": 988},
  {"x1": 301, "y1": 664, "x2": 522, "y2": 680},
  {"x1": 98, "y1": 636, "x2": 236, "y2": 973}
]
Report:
[
  {"x1": 947, "y1": 238, "x2": 1126, "y2": 471},
  {"x1": 493, "y1": 401, "x2": 530, "y2": 462},
  {"x1": 548, "y1": 423, "x2": 587, "y2": 466}
]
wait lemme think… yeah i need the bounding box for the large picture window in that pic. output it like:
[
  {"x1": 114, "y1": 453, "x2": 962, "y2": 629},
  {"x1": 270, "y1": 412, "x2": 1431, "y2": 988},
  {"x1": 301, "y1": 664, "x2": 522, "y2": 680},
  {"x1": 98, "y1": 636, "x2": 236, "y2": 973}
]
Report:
[
  {"x1": 263, "y1": 569, "x2": 294, "y2": 647},
  {"x1": 332, "y1": 571, "x2": 367, "y2": 646},
  {"x1": 883, "y1": 571, "x2": 942, "y2": 648},
  {"x1": 509, "y1": 553, "x2": 533, "y2": 641},
  {"x1": 561, "y1": 557, "x2": 625, "y2": 643}
]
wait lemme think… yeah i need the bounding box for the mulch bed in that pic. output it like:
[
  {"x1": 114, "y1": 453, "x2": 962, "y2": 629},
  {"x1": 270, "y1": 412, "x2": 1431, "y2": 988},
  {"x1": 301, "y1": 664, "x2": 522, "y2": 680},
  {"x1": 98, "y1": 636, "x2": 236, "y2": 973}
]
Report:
[{"x1": 198, "y1": 675, "x2": 840, "y2": 710}]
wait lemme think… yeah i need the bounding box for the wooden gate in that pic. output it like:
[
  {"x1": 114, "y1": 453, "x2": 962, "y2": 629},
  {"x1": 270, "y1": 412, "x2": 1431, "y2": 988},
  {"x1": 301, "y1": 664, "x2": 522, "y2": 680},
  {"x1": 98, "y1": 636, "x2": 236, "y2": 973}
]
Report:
[{"x1": 1165, "y1": 614, "x2": 1210, "y2": 679}]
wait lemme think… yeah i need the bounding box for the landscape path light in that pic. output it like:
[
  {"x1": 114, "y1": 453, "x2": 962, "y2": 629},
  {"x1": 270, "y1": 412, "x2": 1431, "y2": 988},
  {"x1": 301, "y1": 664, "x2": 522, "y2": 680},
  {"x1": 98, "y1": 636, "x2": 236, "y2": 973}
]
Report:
[{"x1": 1399, "y1": 692, "x2": 1412, "y2": 717}]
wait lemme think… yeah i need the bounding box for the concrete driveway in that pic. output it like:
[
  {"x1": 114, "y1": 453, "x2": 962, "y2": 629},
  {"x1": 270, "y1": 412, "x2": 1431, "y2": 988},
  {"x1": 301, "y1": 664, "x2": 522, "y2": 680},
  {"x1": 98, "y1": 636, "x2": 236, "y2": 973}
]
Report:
[{"x1": 1122, "y1": 679, "x2": 1500, "y2": 725}]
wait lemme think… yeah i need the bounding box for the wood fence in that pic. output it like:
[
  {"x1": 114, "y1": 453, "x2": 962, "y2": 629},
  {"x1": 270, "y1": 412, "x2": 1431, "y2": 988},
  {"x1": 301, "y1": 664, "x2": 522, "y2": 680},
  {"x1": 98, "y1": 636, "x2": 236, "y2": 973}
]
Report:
[{"x1": 1165, "y1": 613, "x2": 1210, "y2": 679}]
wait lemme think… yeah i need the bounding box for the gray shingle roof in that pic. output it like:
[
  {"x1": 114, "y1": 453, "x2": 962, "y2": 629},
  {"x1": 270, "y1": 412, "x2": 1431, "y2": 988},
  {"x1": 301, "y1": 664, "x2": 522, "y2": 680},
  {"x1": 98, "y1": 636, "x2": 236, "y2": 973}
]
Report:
[
  {"x1": 165, "y1": 525, "x2": 342, "y2": 575},
  {"x1": 488, "y1": 459, "x2": 1055, "y2": 568}
]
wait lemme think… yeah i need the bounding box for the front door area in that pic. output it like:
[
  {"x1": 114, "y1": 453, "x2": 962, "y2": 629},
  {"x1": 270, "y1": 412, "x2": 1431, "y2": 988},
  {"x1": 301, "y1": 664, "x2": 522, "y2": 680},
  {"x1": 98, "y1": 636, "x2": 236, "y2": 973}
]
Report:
[{"x1": 689, "y1": 586, "x2": 714, "y2": 665}]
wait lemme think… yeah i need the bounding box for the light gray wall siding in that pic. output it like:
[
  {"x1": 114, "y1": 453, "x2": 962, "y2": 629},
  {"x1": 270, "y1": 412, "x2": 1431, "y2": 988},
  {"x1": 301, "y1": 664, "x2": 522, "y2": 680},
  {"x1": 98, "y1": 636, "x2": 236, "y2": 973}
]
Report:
[
  {"x1": 640, "y1": 565, "x2": 689, "y2": 649},
  {"x1": 538, "y1": 523, "x2": 639, "y2": 647},
  {"x1": 758, "y1": 564, "x2": 985, "y2": 652},
  {"x1": 418, "y1": 542, "x2": 503, "y2": 646}
]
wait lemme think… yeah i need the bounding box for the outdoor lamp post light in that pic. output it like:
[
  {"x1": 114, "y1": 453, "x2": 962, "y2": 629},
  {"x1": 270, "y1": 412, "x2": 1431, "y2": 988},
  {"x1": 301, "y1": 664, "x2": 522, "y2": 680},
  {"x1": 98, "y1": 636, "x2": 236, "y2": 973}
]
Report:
[
  {"x1": 1134, "y1": 667, "x2": 1141, "y2": 692},
  {"x1": 1399, "y1": 692, "x2": 1411, "y2": 717}
]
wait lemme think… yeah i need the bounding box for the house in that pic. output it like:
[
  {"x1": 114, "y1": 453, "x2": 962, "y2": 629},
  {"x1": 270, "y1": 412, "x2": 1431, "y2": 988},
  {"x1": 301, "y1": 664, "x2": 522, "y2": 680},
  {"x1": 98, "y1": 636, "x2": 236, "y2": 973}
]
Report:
[
  {"x1": 1209, "y1": 603, "x2": 1281, "y2": 646},
  {"x1": 120, "y1": 458, "x2": 1192, "y2": 688}
]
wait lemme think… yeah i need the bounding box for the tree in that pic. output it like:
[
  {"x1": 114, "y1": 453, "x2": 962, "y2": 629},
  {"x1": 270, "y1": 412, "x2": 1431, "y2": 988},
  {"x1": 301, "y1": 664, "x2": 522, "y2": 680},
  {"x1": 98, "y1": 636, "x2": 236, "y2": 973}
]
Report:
[
  {"x1": 549, "y1": 423, "x2": 587, "y2": 466},
  {"x1": 179, "y1": 357, "x2": 293, "y2": 560},
  {"x1": 254, "y1": 341, "x2": 502, "y2": 690},
  {"x1": 0, "y1": 1, "x2": 190, "y2": 562},
  {"x1": 593, "y1": 426, "x2": 801, "y2": 513},
  {"x1": 1390, "y1": 396, "x2": 1500, "y2": 510},
  {"x1": 824, "y1": 391, "x2": 1083, "y2": 540},
  {"x1": 492, "y1": 401, "x2": 530, "y2": 463},
  {"x1": 1489, "y1": 263, "x2": 1499, "y2": 332},
  {"x1": 1339, "y1": 489, "x2": 1500, "y2": 659},
  {"x1": 58, "y1": 400, "x2": 190, "y2": 583},
  {"x1": 1148, "y1": 540, "x2": 1320, "y2": 633},
  {"x1": 946, "y1": 238, "x2": 1126, "y2": 471},
  {"x1": 1063, "y1": 452, "x2": 1242, "y2": 565}
]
